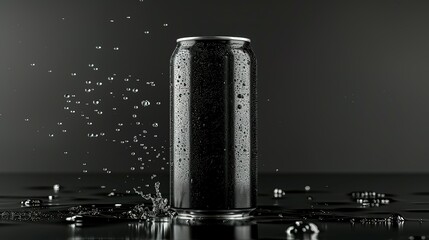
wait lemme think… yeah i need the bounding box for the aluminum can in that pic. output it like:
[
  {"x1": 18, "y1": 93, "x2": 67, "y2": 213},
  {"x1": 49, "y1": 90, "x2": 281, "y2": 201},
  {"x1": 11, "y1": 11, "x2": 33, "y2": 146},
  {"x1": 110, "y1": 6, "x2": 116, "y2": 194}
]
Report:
[{"x1": 170, "y1": 36, "x2": 257, "y2": 219}]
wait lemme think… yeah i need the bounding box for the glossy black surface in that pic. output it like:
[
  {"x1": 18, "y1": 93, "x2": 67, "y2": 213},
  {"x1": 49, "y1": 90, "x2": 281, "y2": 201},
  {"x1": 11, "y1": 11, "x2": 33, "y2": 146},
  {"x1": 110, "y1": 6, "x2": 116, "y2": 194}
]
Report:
[
  {"x1": 1, "y1": 173, "x2": 429, "y2": 239},
  {"x1": 170, "y1": 39, "x2": 257, "y2": 210}
]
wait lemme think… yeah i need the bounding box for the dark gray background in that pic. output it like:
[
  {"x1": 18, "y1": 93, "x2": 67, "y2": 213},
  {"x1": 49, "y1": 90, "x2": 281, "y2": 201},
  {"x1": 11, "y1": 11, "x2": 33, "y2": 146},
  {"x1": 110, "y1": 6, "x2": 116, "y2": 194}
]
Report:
[{"x1": 1, "y1": 0, "x2": 429, "y2": 173}]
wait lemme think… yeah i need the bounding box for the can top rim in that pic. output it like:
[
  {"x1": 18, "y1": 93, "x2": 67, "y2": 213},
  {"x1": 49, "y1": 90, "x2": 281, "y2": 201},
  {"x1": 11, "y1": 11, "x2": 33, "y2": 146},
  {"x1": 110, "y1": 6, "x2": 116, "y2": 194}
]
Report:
[{"x1": 176, "y1": 36, "x2": 251, "y2": 43}]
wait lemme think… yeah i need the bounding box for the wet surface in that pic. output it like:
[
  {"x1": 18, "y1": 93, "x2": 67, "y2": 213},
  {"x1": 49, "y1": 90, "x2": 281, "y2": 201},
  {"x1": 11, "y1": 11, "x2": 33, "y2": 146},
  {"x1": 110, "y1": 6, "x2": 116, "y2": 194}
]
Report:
[{"x1": 1, "y1": 173, "x2": 429, "y2": 239}]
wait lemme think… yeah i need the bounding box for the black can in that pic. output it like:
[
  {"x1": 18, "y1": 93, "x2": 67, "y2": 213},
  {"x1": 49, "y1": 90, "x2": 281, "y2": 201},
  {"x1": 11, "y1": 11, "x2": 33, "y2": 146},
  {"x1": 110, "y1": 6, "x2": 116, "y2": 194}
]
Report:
[{"x1": 170, "y1": 36, "x2": 257, "y2": 219}]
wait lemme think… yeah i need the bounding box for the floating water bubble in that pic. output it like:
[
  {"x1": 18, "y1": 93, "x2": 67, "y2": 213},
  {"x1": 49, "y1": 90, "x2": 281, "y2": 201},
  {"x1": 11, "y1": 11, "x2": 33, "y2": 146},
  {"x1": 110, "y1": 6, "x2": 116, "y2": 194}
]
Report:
[
  {"x1": 87, "y1": 122, "x2": 93, "y2": 126},
  {"x1": 82, "y1": 163, "x2": 87, "y2": 166},
  {"x1": 152, "y1": 123, "x2": 158, "y2": 127},
  {"x1": 64, "y1": 151, "x2": 68, "y2": 155},
  {"x1": 126, "y1": 16, "x2": 131, "y2": 19},
  {"x1": 21, "y1": 199, "x2": 43, "y2": 207},
  {"x1": 64, "y1": 94, "x2": 71, "y2": 98},
  {"x1": 48, "y1": 133, "x2": 54, "y2": 137},
  {"x1": 48, "y1": 70, "x2": 52, "y2": 73},
  {"x1": 409, "y1": 236, "x2": 428, "y2": 240},
  {"x1": 350, "y1": 191, "x2": 392, "y2": 208},
  {"x1": 82, "y1": 170, "x2": 88, "y2": 173},
  {"x1": 387, "y1": 213, "x2": 405, "y2": 223},
  {"x1": 273, "y1": 188, "x2": 285, "y2": 199},
  {"x1": 108, "y1": 77, "x2": 114, "y2": 81},
  {"x1": 53, "y1": 184, "x2": 61, "y2": 192},
  {"x1": 71, "y1": 73, "x2": 77, "y2": 76},
  {"x1": 93, "y1": 67, "x2": 99, "y2": 71},
  {"x1": 144, "y1": 31, "x2": 150, "y2": 34},
  {"x1": 24, "y1": 118, "x2": 29, "y2": 122},
  {"x1": 132, "y1": 114, "x2": 137, "y2": 118},
  {"x1": 163, "y1": 23, "x2": 168, "y2": 27},
  {"x1": 286, "y1": 221, "x2": 319, "y2": 236},
  {"x1": 93, "y1": 100, "x2": 100, "y2": 105},
  {"x1": 113, "y1": 47, "x2": 119, "y2": 50},
  {"x1": 123, "y1": 96, "x2": 128, "y2": 100},
  {"x1": 130, "y1": 167, "x2": 135, "y2": 171},
  {"x1": 156, "y1": 101, "x2": 161, "y2": 105},
  {"x1": 134, "y1": 105, "x2": 139, "y2": 109},
  {"x1": 132, "y1": 88, "x2": 138, "y2": 93},
  {"x1": 305, "y1": 186, "x2": 311, "y2": 191},
  {"x1": 88, "y1": 64, "x2": 94, "y2": 67},
  {"x1": 88, "y1": 133, "x2": 98, "y2": 138},
  {"x1": 30, "y1": 63, "x2": 36, "y2": 66},
  {"x1": 142, "y1": 100, "x2": 150, "y2": 107},
  {"x1": 109, "y1": 19, "x2": 114, "y2": 23},
  {"x1": 96, "y1": 46, "x2": 102, "y2": 49}
]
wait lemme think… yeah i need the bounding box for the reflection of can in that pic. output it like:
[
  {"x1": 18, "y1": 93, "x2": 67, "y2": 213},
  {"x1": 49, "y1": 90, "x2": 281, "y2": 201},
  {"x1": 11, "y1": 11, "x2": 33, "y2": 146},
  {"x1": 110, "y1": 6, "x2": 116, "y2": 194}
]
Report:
[{"x1": 170, "y1": 36, "x2": 257, "y2": 219}]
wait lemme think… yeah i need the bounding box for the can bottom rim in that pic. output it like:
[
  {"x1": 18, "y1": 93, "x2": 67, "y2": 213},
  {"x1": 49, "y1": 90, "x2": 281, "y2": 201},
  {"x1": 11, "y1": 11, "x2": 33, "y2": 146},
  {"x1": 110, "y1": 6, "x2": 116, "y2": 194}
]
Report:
[{"x1": 171, "y1": 208, "x2": 255, "y2": 220}]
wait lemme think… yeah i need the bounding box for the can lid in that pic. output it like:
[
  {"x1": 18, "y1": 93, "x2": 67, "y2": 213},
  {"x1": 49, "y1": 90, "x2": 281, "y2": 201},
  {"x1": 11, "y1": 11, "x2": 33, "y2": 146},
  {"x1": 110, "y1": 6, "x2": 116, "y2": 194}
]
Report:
[{"x1": 176, "y1": 36, "x2": 251, "y2": 43}]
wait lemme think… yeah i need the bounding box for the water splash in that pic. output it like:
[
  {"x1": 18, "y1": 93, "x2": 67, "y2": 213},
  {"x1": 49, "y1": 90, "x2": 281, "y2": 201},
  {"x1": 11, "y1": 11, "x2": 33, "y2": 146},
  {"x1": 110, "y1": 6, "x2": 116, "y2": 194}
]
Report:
[{"x1": 129, "y1": 182, "x2": 171, "y2": 220}]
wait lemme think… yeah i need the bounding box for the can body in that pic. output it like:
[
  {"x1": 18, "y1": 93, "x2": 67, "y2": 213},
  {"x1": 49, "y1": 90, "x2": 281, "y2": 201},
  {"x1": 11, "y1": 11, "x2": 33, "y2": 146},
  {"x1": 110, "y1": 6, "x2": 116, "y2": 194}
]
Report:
[{"x1": 170, "y1": 36, "x2": 257, "y2": 218}]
